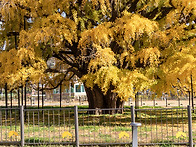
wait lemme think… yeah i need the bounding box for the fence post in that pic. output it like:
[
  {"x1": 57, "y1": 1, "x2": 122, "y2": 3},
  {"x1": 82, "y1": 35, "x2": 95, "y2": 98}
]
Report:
[
  {"x1": 131, "y1": 105, "x2": 135, "y2": 144},
  {"x1": 74, "y1": 106, "x2": 79, "y2": 147},
  {"x1": 131, "y1": 106, "x2": 141, "y2": 147},
  {"x1": 187, "y1": 105, "x2": 193, "y2": 147},
  {"x1": 131, "y1": 122, "x2": 141, "y2": 147},
  {"x1": 20, "y1": 106, "x2": 24, "y2": 147},
  {"x1": 131, "y1": 106, "x2": 135, "y2": 123}
]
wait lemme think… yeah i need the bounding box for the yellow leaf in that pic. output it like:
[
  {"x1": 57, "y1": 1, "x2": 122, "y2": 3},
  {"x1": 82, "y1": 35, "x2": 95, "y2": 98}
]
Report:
[
  {"x1": 119, "y1": 131, "x2": 129, "y2": 139},
  {"x1": 8, "y1": 131, "x2": 18, "y2": 138},
  {"x1": 62, "y1": 131, "x2": 72, "y2": 139},
  {"x1": 176, "y1": 131, "x2": 186, "y2": 139}
]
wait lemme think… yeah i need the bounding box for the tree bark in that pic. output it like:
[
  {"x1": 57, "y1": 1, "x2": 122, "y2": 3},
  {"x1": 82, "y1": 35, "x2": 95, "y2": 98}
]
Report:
[
  {"x1": 84, "y1": 84, "x2": 124, "y2": 114},
  {"x1": 116, "y1": 97, "x2": 124, "y2": 113}
]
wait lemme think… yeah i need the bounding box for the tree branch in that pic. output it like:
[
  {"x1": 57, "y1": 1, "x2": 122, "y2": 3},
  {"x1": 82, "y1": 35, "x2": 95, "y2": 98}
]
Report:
[
  {"x1": 15, "y1": 2, "x2": 31, "y2": 12},
  {"x1": 59, "y1": 51, "x2": 74, "y2": 54},
  {"x1": 53, "y1": 52, "x2": 78, "y2": 68},
  {"x1": 39, "y1": 68, "x2": 75, "y2": 91},
  {"x1": 44, "y1": 68, "x2": 63, "y2": 73}
]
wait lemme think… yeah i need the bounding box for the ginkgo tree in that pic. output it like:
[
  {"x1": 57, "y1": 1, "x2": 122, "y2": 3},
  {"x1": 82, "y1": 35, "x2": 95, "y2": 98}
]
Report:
[{"x1": 0, "y1": 0, "x2": 195, "y2": 112}]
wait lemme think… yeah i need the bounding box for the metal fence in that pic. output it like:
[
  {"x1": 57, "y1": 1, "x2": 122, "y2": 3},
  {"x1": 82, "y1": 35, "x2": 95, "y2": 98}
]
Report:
[
  {"x1": 78, "y1": 108, "x2": 132, "y2": 146},
  {"x1": 0, "y1": 108, "x2": 21, "y2": 146},
  {"x1": 0, "y1": 106, "x2": 195, "y2": 146},
  {"x1": 193, "y1": 109, "x2": 196, "y2": 146},
  {"x1": 136, "y1": 107, "x2": 189, "y2": 146},
  {"x1": 24, "y1": 108, "x2": 76, "y2": 146}
]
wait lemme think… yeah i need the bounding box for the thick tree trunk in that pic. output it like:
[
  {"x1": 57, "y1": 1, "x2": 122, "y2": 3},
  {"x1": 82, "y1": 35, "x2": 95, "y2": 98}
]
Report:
[
  {"x1": 116, "y1": 97, "x2": 125, "y2": 113},
  {"x1": 84, "y1": 84, "x2": 124, "y2": 114}
]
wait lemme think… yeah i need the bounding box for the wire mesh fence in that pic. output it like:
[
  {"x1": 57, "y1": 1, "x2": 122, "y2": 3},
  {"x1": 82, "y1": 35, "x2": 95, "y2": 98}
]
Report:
[
  {"x1": 0, "y1": 106, "x2": 195, "y2": 146},
  {"x1": 0, "y1": 108, "x2": 20, "y2": 145},
  {"x1": 135, "y1": 108, "x2": 189, "y2": 146},
  {"x1": 78, "y1": 108, "x2": 132, "y2": 146},
  {"x1": 24, "y1": 108, "x2": 76, "y2": 146}
]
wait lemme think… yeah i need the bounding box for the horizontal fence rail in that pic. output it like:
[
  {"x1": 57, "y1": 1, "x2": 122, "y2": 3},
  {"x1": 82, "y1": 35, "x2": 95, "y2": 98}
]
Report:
[{"x1": 0, "y1": 106, "x2": 195, "y2": 146}]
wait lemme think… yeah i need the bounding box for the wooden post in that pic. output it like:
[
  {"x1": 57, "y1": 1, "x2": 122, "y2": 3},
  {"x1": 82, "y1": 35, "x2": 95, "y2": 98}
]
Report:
[
  {"x1": 10, "y1": 90, "x2": 12, "y2": 108},
  {"x1": 135, "y1": 93, "x2": 139, "y2": 119},
  {"x1": 24, "y1": 83, "x2": 27, "y2": 109},
  {"x1": 5, "y1": 84, "x2": 8, "y2": 108},
  {"x1": 191, "y1": 75, "x2": 194, "y2": 111},
  {"x1": 38, "y1": 83, "x2": 39, "y2": 109},
  {"x1": 178, "y1": 97, "x2": 180, "y2": 107},
  {"x1": 18, "y1": 88, "x2": 20, "y2": 107},
  {"x1": 189, "y1": 91, "x2": 191, "y2": 106},
  {"x1": 42, "y1": 84, "x2": 44, "y2": 109},
  {"x1": 60, "y1": 84, "x2": 62, "y2": 108},
  {"x1": 24, "y1": 83, "x2": 27, "y2": 121},
  {"x1": 153, "y1": 98, "x2": 155, "y2": 107},
  {"x1": 21, "y1": 86, "x2": 23, "y2": 106},
  {"x1": 166, "y1": 97, "x2": 168, "y2": 107}
]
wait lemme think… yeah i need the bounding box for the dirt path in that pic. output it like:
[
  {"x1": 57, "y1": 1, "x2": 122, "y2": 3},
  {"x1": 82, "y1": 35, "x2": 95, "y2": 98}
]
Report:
[{"x1": 0, "y1": 99, "x2": 195, "y2": 108}]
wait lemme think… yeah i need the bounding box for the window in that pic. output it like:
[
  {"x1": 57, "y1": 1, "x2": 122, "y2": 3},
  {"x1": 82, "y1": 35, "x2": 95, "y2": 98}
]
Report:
[
  {"x1": 53, "y1": 89, "x2": 59, "y2": 94},
  {"x1": 71, "y1": 87, "x2": 74, "y2": 93},
  {"x1": 75, "y1": 85, "x2": 81, "y2": 92},
  {"x1": 81, "y1": 85, "x2": 85, "y2": 92}
]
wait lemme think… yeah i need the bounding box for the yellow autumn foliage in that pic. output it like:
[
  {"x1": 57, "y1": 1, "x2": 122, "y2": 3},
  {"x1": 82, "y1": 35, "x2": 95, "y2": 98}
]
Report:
[
  {"x1": 0, "y1": 47, "x2": 46, "y2": 88},
  {"x1": 0, "y1": 0, "x2": 195, "y2": 103},
  {"x1": 8, "y1": 131, "x2": 19, "y2": 138},
  {"x1": 176, "y1": 131, "x2": 186, "y2": 139},
  {"x1": 62, "y1": 131, "x2": 72, "y2": 139},
  {"x1": 119, "y1": 131, "x2": 129, "y2": 139}
]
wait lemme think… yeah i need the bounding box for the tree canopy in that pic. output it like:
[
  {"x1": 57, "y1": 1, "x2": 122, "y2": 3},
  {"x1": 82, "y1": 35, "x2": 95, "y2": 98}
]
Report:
[{"x1": 0, "y1": 0, "x2": 195, "y2": 109}]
